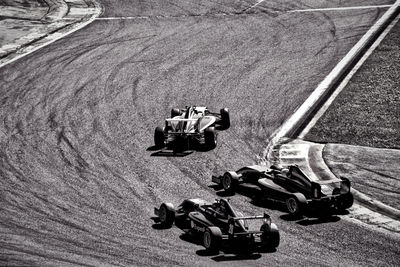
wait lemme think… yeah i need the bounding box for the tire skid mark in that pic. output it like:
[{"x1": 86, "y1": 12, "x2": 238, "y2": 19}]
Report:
[{"x1": 1, "y1": 2, "x2": 399, "y2": 265}]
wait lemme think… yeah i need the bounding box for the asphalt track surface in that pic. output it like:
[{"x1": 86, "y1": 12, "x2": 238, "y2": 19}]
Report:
[{"x1": 0, "y1": 0, "x2": 399, "y2": 266}]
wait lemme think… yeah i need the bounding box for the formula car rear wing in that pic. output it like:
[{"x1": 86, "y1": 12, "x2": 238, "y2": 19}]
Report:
[
  {"x1": 227, "y1": 212, "x2": 271, "y2": 237},
  {"x1": 229, "y1": 214, "x2": 270, "y2": 221},
  {"x1": 166, "y1": 118, "x2": 198, "y2": 122},
  {"x1": 311, "y1": 177, "x2": 351, "y2": 199}
]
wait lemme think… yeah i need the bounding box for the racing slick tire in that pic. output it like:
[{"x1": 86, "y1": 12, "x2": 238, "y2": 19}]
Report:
[
  {"x1": 336, "y1": 191, "x2": 354, "y2": 211},
  {"x1": 203, "y1": 226, "x2": 222, "y2": 252},
  {"x1": 204, "y1": 127, "x2": 217, "y2": 149},
  {"x1": 220, "y1": 108, "x2": 230, "y2": 129},
  {"x1": 154, "y1": 127, "x2": 166, "y2": 148},
  {"x1": 222, "y1": 171, "x2": 239, "y2": 193},
  {"x1": 171, "y1": 108, "x2": 181, "y2": 118},
  {"x1": 159, "y1": 203, "x2": 175, "y2": 227},
  {"x1": 260, "y1": 223, "x2": 280, "y2": 249},
  {"x1": 286, "y1": 193, "x2": 307, "y2": 217}
]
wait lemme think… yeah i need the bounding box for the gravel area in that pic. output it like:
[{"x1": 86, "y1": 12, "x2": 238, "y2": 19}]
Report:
[{"x1": 306, "y1": 18, "x2": 400, "y2": 149}]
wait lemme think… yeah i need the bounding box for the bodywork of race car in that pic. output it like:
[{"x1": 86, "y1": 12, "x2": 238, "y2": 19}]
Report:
[
  {"x1": 154, "y1": 198, "x2": 279, "y2": 253},
  {"x1": 154, "y1": 106, "x2": 230, "y2": 151},
  {"x1": 212, "y1": 165, "x2": 354, "y2": 216}
]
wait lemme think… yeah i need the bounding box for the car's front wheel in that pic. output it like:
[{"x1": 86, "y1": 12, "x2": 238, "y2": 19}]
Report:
[
  {"x1": 204, "y1": 127, "x2": 217, "y2": 149},
  {"x1": 171, "y1": 108, "x2": 181, "y2": 118},
  {"x1": 159, "y1": 203, "x2": 175, "y2": 227},
  {"x1": 286, "y1": 193, "x2": 306, "y2": 217},
  {"x1": 154, "y1": 127, "x2": 166, "y2": 148},
  {"x1": 220, "y1": 108, "x2": 230, "y2": 129},
  {"x1": 260, "y1": 223, "x2": 280, "y2": 249}
]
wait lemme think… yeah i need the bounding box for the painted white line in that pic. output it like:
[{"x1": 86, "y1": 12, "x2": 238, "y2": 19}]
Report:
[
  {"x1": 289, "y1": 4, "x2": 392, "y2": 13},
  {"x1": 0, "y1": 1, "x2": 102, "y2": 69},
  {"x1": 299, "y1": 11, "x2": 400, "y2": 138},
  {"x1": 95, "y1": 12, "x2": 233, "y2": 20},
  {"x1": 96, "y1": 16, "x2": 148, "y2": 20},
  {"x1": 246, "y1": 0, "x2": 267, "y2": 11},
  {"x1": 95, "y1": 3, "x2": 392, "y2": 21}
]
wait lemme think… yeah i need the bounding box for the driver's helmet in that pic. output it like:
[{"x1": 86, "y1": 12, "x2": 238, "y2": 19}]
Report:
[
  {"x1": 270, "y1": 164, "x2": 283, "y2": 171},
  {"x1": 281, "y1": 168, "x2": 290, "y2": 177},
  {"x1": 213, "y1": 201, "x2": 227, "y2": 216}
]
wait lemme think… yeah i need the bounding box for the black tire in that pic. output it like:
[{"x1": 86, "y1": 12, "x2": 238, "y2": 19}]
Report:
[
  {"x1": 204, "y1": 127, "x2": 217, "y2": 149},
  {"x1": 159, "y1": 203, "x2": 175, "y2": 227},
  {"x1": 203, "y1": 226, "x2": 222, "y2": 252},
  {"x1": 286, "y1": 193, "x2": 306, "y2": 216},
  {"x1": 171, "y1": 108, "x2": 181, "y2": 118},
  {"x1": 260, "y1": 223, "x2": 280, "y2": 249},
  {"x1": 154, "y1": 126, "x2": 166, "y2": 148},
  {"x1": 332, "y1": 188, "x2": 340, "y2": 195},
  {"x1": 220, "y1": 108, "x2": 230, "y2": 129},
  {"x1": 222, "y1": 171, "x2": 239, "y2": 192},
  {"x1": 337, "y1": 192, "x2": 354, "y2": 211}
]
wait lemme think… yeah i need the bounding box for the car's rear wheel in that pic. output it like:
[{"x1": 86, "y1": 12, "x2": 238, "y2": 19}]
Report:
[
  {"x1": 337, "y1": 192, "x2": 354, "y2": 211},
  {"x1": 159, "y1": 203, "x2": 175, "y2": 227},
  {"x1": 286, "y1": 194, "x2": 306, "y2": 217},
  {"x1": 204, "y1": 127, "x2": 217, "y2": 149},
  {"x1": 203, "y1": 227, "x2": 222, "y2": 252},
  {"x1": 220, "y1": 108, "x2": 230, "y2": 129},
  {"x1": 154, "y1": 127, "x2": 166, "y2": 148},
  {"x1": 286, "y1": 197, "x2": 299, "y2": 215},
  {"x1": 260, "y1": 223, "x2": 280, "y2": 249}
]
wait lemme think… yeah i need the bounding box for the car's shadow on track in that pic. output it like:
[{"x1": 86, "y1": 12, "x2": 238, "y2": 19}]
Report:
[
  {"x1": 201, "y1": 251, "x2": 263, "y2": 262},
  {"x1": 180, "y1": 233, "x2": 273, "y2": 261},
  {"x1": 151, "y1": 218, "x2": 275, "y2": 261},
  {"x1": 147, "y1": 145, "x2": 214, "y2": 157},
  {"x1": 150, "y1": 217, "x2": 172, "y2": 229},
  {"x1": 294, "y1": 216, "x2": 341, "y2": 226},
  {"x1": 280, "y1": 212, "x2": 342, "y2": 225},
  {"x1": 150, "y1": 149, "x2": 194, "y2": 157}
]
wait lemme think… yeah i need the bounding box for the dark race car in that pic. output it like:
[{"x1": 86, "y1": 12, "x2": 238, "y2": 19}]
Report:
[
  {"x1": 154, "y1": 106, "x2": 230, "y2": 152},
  {"x1": 153, "y1": 198, "x2": 279, "y2": 253},
  {"x1": 212, "y1": 165, "x2": 354, "y2": 217}
]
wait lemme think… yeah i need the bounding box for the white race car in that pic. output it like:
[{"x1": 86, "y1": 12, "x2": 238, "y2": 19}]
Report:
[{"x1": 154, "y1": 106, "x2": 230, "y2": 151}]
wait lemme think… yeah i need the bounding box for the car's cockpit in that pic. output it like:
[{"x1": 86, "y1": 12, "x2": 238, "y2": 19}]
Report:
[{"x1": 203, "y1": 199, "x2": 236, "y2": 219}]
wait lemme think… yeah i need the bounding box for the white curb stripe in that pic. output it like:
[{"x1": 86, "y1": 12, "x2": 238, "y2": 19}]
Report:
[{"x1": 289, "y1": 5, "x2": 392, "y2": 13}]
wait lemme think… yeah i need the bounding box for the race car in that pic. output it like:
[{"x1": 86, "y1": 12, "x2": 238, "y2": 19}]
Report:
[
  {"x1": 154, "y1": 106, "x2": 230, "y2": 151},
  {"x1": 154, "y1": 198, "x2": 279, "y2": 253},
  {"x1": 212, "y1": 165, "x2": 354, "y2": 217}
]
